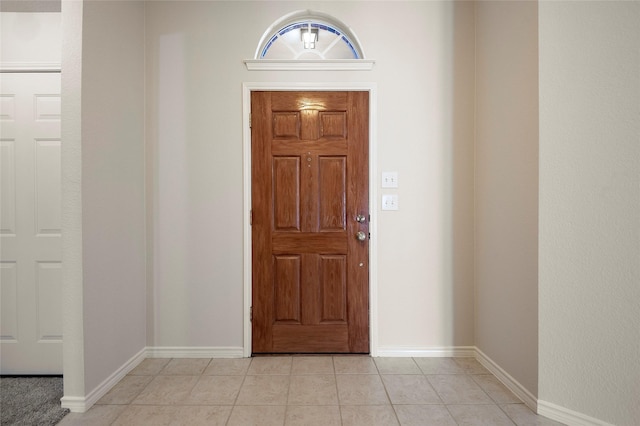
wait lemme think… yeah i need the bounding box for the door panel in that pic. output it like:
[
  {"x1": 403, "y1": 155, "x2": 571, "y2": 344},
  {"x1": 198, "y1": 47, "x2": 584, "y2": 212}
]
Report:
[
  {"x1": 273, "y1": 157, "x2": 301, "y2": 231},
  {"x1": 251, "y1": 91, "x2": 369, "y2": 354},
  {"x1": 273, "y1": 255, "x2": 301, "y2": 323},
  {"x1": 319, "y1": 255, "x2": 347, "y2": 322},
  {"x1": 318, "y1": 156, "x2": 346, "y2": 231},
  {"x1": 0, "y1": 73, "x2": 62, "y2": 374}
]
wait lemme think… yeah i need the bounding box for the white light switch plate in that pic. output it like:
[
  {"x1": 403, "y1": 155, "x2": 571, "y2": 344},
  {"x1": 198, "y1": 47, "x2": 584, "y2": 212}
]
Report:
[
  {"x1": 382, "y1": 194, "x2": 399, "y2": 210},
  {"x1": 382, "y1": 172, "x2": 398, "y2": 188}
]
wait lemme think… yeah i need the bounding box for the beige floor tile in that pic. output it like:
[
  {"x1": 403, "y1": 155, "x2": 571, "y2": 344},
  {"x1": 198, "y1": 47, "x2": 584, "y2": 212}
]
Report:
[
  {"x1": 333, "y1": 356, "x2": 378, "y2": 374},
  {"x1": 341, "y1": 405, "x2": 400, "y2": 426},
  {"x1": 393, "y1": 404, "x2": 457, "y2": 426},
  {"x1": 382, "y1": 374, "x2": 442, "y2": 404},
  {"x1": 285, "y1": 405, "x2": 341, "y2": 426},
  {"x1": 57, "y1": 405, "x2": 127, "y2": 426},
  {"x1": 453, "y1": 357, "x2": 490, "y2": 374},
  {"x1": 203, "y1": 358, "x2": 251, "y2": 375},
  {"x1": 414, "y1": 357, "x2": 466, "y2": 375},
  {"x1": 111, "y1": 405, "x2": 177, "y2": 426},
  {"x1": 288, "y1": 375, "x2": 338, "y2": 405},
  {"x1": 109, "y1": 405, "x2": 231, "y2": 425},
  {"x1": 182, "y1": 375, "x2": 244, "y2": 405},
  {"x1": 112, "y1": 406, "x2": 230, "y2": 426},
  {"x1": 56, "y1": 356, "x2": 546, "y2": 426},
  {"x1": 132, "y1": 375, "x2": 199, "y2": 405},
  {"x1": 500, "y1": 403, "x2": 566, "y2": 426},
  {"x1": 247, "y1": 356, "x2": 292, "y2": 375},
  {"x1": 472, "y1": 374, "x2": 521, "y2": 404},
  {"x1": 336, "y1": 374, "x2": 390, "y2": 405},
  {"x1": 291, "y1": 356, "x2": 334, "y2": 375},
  {"x1": 447, "y1": 404, "x2": 515, "y2": 425},
  {"x1": 227, "y1": 405, "x2": 286, "y2": 426},
  {"x1": 171, "y1": 405, "x2": 232, "y2": 426},
  {"x1": 427, "y1": 375, "x2": 493, "y2": 404},
  {"x1": 96, "y1": 375, "x2": 153, "y2": 405},
  {"x1": 374, "y1": 357, "x2": 422, "y2": 374},
  {"x1": 128, "y1": 358, "x2": 171, "y2": 376},
  {"x1": 159, "y1": 358, "x2": 211, "y2": 375},
  {"x1": 236, "y1": 375, "x2": 290, "y2": 405}
]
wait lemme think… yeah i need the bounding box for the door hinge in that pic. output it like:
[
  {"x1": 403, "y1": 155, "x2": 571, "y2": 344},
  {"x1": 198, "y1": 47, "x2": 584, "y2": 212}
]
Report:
[
  {"x1": 250, "y1": 307, "x2": 253, "y2": 322},
  {"x1": 249, "y1": 113, "x2": 252, "y2": 128},
  {"x1": 250, "y1": 210, "x2": 253, "y2": 226}
]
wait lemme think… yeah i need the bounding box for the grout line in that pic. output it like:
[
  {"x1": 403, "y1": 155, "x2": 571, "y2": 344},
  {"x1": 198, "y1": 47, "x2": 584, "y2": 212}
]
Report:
[
  {"x1": 282, "y1": 360, "x2": 292, "y2": 423},
  {"x1": 228, "y1": 358, "x2": 251, "y2": 409},
  {"x1": 331, "y1": 356, "x2": 345, "y2": 425}
]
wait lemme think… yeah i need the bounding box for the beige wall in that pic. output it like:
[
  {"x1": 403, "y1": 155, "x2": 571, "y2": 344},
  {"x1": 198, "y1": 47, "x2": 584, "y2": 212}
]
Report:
[
  {"x1": 80, "y1": 0, "x2": 147, "y2": 393},
  {"x1": 474, "y1": 1, "x2": 539, "y2": 396},
  {"x1": 62, "y1": 0, "x2": 147, "y2": 398},
  {"x1": 539, "y1": 1, "x2": 640, "y2": 424},
  {"x1": 145, "y1": 1, "x2": 476, "y2": 351}
]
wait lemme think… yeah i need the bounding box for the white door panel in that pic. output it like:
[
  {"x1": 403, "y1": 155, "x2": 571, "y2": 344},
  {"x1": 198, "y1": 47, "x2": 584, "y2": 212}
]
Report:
[{"x1": 0, "y1": 72, "x2": 62, "y2": 374}]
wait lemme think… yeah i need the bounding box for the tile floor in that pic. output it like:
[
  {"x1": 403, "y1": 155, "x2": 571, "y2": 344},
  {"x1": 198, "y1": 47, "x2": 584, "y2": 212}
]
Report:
[{"x1": 58, "y1": 356, "x2": 564, "y2": 426}]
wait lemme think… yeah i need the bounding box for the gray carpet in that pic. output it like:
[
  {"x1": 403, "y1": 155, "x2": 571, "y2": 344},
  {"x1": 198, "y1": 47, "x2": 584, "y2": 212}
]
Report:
[{"x1": 0, "y1": 376, "x2": 69, "y2": 425}]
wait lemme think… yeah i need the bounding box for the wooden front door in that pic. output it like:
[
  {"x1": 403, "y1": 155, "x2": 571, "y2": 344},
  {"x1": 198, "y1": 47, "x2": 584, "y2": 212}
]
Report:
[{"x1": 251, "y1": 91, "x2": 369, "y2": 353}]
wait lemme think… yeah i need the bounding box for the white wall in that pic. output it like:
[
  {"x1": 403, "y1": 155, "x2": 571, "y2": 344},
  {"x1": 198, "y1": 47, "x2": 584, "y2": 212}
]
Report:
[
  {"x1": 61, "y1": 0, "x2": 85, "y2": 404},
  {"x1": 145, "y1": 1, "x2": 476, "y2": 351},
  {"x1": 539, "y1": 1, "x2": 640, "y2": 424},
  {"x1": 0, "y1": 12, "x2": 60, "y2": 65},
  {"x1": 475, "y1": 1, "x2": 539, "y2": 397},
  {"x1": 79, "y1": 0, "x2": 147, "y2": 394}
]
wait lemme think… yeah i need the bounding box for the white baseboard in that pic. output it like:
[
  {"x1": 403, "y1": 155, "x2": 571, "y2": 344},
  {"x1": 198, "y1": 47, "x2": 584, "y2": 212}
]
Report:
[
  {"x1": 376, "y1": 346, "x2": 477, "y2": 357},
  {"x1": 475, "y1": 350, "x2": 616, "y2": 426},
  {"x1": 59, "y1": 396, "x2": 86, "y2": 413},
  {"x1": 538, "y1": 400, "x2": 615, "y2": 426},
  {"x1": 146, "y1": 346, "x2": 245, "y2": 358},
  {"x1": 61, "y1": 347, "x2": 146, "y2": 413},
  {"x1": 474, "y1": 347, "x2": 537, "y2": 412},
  {"x1": 60, "y1": 346, "x2": 243, "y2": 413},
  {"x1": 0, "y1": 61, "x2": 61, "y2": 72}
]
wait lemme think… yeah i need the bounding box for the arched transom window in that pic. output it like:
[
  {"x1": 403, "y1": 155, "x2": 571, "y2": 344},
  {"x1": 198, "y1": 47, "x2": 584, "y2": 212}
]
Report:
[{"x1": 255, "y1": 10, "x2": 366, "y2": 60}]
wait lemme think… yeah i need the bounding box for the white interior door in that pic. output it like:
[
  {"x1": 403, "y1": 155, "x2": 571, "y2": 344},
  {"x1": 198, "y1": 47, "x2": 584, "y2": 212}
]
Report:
[{"x1": 0, "y1": 72, "x2": 62, "y2": 374}]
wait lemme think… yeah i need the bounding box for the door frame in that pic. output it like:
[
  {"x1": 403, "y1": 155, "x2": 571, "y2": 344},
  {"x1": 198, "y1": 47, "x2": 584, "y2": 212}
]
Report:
[{"x1": 242, "y1": 82, "x2": 378, "y2": 357}]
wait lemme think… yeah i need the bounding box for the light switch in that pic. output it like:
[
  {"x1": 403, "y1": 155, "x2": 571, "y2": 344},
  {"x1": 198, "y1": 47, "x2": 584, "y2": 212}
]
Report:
[
  {"x1": 382, "y1": 194, "x2": 399, "y2": 210},
  {"x1": 382, "y1": 172, "x2": 398, "y2": 188}
]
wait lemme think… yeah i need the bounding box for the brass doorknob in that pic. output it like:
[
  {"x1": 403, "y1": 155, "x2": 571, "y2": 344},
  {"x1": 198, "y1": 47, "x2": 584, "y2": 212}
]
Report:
[{"x1": 356, "y1": 231, "x2": 367, "y2": 241}]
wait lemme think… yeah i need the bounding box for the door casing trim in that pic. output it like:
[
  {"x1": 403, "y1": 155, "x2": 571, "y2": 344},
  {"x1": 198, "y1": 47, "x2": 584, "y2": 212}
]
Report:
[{"x1": 242, "y1": 82, "x2": 378, "y2": 357}]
